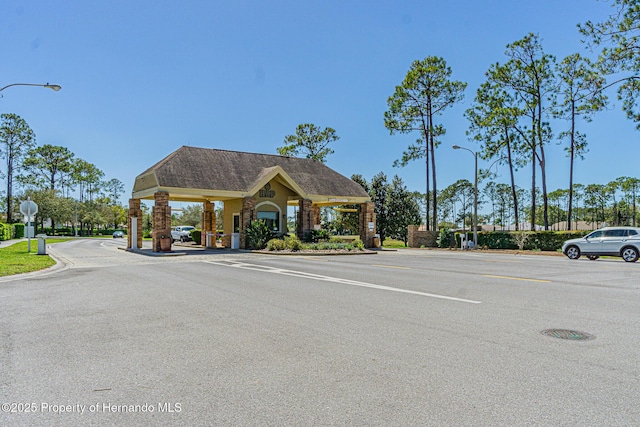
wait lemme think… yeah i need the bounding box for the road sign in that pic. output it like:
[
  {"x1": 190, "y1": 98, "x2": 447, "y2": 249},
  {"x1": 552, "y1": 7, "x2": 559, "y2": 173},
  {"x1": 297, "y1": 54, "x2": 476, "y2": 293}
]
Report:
[{"x1": 20, "y1": 200, "x2": 38, "y2": 216}]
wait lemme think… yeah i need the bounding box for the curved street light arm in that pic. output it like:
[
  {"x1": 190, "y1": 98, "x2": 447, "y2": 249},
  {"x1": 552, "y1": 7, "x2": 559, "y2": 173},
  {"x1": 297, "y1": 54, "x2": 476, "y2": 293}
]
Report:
[{"x1": 0, "y1": 83, "x2": 62, "y2": 93}]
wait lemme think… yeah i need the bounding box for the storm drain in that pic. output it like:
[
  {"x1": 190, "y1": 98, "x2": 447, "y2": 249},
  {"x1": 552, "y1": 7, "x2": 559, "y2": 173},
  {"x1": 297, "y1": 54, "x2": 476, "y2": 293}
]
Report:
[{"x1": 541, "y1": 329, "x2": 595, "y2": 341}]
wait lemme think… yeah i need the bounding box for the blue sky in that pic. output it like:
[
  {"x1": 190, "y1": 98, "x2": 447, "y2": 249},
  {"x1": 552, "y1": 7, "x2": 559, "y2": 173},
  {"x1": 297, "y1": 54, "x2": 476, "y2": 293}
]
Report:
[{"x1": 2, "y1": 0, "x2": 638, "y2": 209}]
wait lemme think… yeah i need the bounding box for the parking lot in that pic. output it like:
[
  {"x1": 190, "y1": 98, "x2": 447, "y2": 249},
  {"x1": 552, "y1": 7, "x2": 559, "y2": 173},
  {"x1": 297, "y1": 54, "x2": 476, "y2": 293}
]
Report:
[{"x1": 1, "y1": 239, "x2": 639, "y2": 425}]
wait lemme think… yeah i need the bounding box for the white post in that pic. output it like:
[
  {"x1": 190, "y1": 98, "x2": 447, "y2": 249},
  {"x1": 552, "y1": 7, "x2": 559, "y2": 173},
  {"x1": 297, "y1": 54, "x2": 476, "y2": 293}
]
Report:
[
  {"x1": 131, "y1": 217, "x2": 138, "y2": 249},
  {"x1": 27, "y1": 196, "x2": 31, "y2": 253}
]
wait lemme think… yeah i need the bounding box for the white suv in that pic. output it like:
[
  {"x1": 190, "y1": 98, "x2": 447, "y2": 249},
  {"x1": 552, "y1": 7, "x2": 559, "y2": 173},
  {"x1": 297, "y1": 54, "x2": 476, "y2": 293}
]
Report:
[
  {"x1": 171, "y1": 226, "x2": 195, "y2": 243},
  {"x1": 562, "y1": 227, "x2": 640, "y2": 262}
]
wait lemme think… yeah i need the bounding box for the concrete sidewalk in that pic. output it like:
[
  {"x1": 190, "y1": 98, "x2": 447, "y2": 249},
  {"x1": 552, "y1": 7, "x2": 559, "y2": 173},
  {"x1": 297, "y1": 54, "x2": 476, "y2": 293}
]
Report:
[{"x1": 0, "y1": 238, "x2": 27, "y2": 248}]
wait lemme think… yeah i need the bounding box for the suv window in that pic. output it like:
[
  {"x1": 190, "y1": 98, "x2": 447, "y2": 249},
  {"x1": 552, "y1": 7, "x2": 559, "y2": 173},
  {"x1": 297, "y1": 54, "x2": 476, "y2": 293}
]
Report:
[
  {"x1": 587, "y1": 230, "x2": 604, "y2": 238},
  {"x1": 629, "y1": 230, "x2": 639, "y2": 236},
  {"x1": 604, "y1": 229, "x2": 628, "y2": 237}
]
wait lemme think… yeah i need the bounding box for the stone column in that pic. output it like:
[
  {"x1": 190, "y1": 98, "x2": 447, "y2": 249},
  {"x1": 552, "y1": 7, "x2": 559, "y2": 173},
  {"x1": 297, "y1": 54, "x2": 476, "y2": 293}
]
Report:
[
  {"x1": 202, "y1": 201, "x2": 216, "y2": 248},
  {"x1": 127, "y1": 198, "x2": 143, "y2": 249},
  {"x1": 407, "y1": 225, "x2": 418, "y2": 248},
  {"x1": 359, "y1": 201, "x2": 376, "y2": 248},
  {"x1": 152, "y1": 191, "x2": 171, "y2": 252},
  {"x1": 297, "y1": 199, "x2": 313, "y2": 240},
  {"x1": 312, "y1": 205, "x2": 321, "y2": 229},
  {"x1": 240, "y1": 197, "x2": 255, "y2": 249}
]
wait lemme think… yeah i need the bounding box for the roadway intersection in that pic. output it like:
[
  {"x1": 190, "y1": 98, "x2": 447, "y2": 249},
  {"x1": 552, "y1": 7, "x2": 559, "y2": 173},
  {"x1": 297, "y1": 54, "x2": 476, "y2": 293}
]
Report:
[{"x1": 1, "y1": 239, "x2": 638, "y2": 425}]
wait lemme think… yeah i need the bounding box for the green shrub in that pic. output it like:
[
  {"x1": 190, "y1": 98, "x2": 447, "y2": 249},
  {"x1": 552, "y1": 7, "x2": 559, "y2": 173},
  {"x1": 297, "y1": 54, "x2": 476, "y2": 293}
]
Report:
[
  {"x1": 191, "y1": 229, "x2": 202, "y2": 243},
  {"x1": 471, "y1": 230, "x2": 590, "y2": 251},
  {"x1": 54, "y1": 227, "x2": 73, "y2": 236},
  {"x1": 0, "y1": 223, "x2": 14, "y2": 241},
  {"x1": 317, "y1": 242, "x2": 341, "y2": 250},
  {"x1": 285, "y1": 235, "x2": 303, "y2": 251},
  {"x1": 266, "y1": 238, "x2": 287, "y2": 251},
  {"x1": 13, "y1": 223, "x2": 25, "y2": 238},
  {"x1": 476, "y1": 232, "x2": 518, "y2": 249},
  {"x1": 350, "y1": 238, "x2": 365, "y2": 251},
  {"x1": 525, "y1": 230, "x2": 587, "y2": 251},
  {"x1": 245, "y1": 220, "x2": 273, "y2": 249},
  {"x1": 303, "y1": 229, "x2": 331, "y2": 243},
  {"x1": 437, "y1": 228, "x2": 453, "y2": 248},
  {"x1": 261, "y1": 233, "x2": 365, "y2": 252}
]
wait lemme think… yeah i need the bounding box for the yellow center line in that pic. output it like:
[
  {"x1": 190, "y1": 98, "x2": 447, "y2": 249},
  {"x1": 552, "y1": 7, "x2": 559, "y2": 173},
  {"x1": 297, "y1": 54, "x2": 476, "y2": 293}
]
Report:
[
  {"x1": 372, "y1": 264, "x2": 412, "y2": 270},
  {"x1": 482, "y1": 274, "x2": 551, "y2": 283}
]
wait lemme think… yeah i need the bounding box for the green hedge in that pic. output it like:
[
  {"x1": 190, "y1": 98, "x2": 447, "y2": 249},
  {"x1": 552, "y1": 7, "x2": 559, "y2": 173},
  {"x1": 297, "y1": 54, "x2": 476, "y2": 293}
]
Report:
[
  {"x1": 13, "y1": 223, "x2": 25, "y2": 238},
  {"x1": 38, "y1": 227, "x2": 127, "y2": 237},
  {"x1": 303, "y1": 229, "x2": 331, "y2": 243},
  {"x1": 454, "y1": 230, "x2": 590, "y2": 251},
  {"x1": 191, "y1": 229, "x2": 202, "y2": 243},
  {"x1": 524, "y1": 231, "x2": 588, "y2": 251},
  {"x1": 478, "y1": 232, "x2": 518, "y2": 249},
  {"x1": 0, "y1": 223, "x2": 14, "y2": 241}
]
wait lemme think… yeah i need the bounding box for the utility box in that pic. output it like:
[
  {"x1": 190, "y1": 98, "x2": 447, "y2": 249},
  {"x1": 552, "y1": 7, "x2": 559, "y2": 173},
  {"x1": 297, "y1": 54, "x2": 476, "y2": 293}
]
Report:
[
  {"x1": 231, "y1": 233, "x2": 240, "y2": 249},
  {"x1": 205, "y1": 232, "x2": 216, "y2": 248},
  {"x1": 36, "y1": 234, "x2": 47, "y2": 255}
]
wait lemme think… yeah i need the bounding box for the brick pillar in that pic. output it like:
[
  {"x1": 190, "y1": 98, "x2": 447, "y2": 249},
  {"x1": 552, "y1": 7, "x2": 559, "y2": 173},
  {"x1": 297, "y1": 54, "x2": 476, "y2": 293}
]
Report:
[
  {"x1": 408, "y1": 225, "x2": 418, "y2": 248},
  {"x1": 297, "y1": 199, "x2": 313, "y2": 240},
  {"x1": 202, "y1": 201, "x2": 216, "y2": 247},
  {"x1": 127, "y1": 198, "x2": 143, "y2": 249},
  {"x1": 312, "y1": 205, "x2": 321, "y2": 229},
  {"x1": 152, "y1": 191, "x2": 171, "y2": 252},
  {"x1": 240, "y1": 197, "x2": 255, "y2": 249},
  {"x1": 359, "y1": 202, "x2": 376, "y2": 248}
]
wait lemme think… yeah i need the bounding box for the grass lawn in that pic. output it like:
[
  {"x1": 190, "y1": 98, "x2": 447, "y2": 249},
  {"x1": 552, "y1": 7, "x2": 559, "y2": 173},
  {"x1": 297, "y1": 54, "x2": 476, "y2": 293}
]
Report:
[
  {"x1": 0, "y1": 239, "x2": 68, "y2": 277},
  {"x1": 382, "y1": 238, "x2": 408, "y2": 248}
]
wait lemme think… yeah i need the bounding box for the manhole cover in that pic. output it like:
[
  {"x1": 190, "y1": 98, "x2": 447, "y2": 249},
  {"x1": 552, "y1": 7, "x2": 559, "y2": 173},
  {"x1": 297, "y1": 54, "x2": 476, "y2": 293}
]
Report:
[{"x1": 541, "y1": 329, "x2": 595, "y2": 341}]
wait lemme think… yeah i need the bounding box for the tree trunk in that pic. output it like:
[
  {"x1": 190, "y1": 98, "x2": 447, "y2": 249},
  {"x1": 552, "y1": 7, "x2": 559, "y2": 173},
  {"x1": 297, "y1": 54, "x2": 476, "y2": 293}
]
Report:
[
  {"x1": 429, "y1": 120, "x2": 437, "y2": 231},
  {"x1": 634, "y1": 191, "x2": 637, "y2": 227},
  {"x1": 6, "y1": 157, "x2": 14, "y2": 223},
  {"x1": 505, "y1": 127, "x2": 519, "y2": 231},
  {"x1": 421, "y1": 116, "x2": 430, "y2": 231},
  {"x1": 535, "y1": 89, "x2": 549, "y2": 230},
  {"x1": 424, "y1": 133, "x2": 430, "y2": 231},
  {"x1": 540, "y1": 146, "x2": 549, "y2": 230},
  {"x1": 530, "y1": 147, "x2": 536, "y2": 231},
  {"x1": 567, "y1": 157, "x2": 575, "y2": 230}
]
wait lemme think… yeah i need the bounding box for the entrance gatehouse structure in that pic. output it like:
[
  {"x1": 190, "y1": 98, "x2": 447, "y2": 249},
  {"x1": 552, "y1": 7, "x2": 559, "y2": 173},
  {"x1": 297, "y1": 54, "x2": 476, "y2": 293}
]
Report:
[{"x1": 128, "y1": 146, "x2": 375, "y2": 252}]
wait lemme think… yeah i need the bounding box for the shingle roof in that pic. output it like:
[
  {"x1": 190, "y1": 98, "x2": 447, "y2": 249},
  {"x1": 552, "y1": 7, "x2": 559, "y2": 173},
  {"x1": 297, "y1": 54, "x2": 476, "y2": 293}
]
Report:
[{"x1": 132, "y1": 146, "x2": 370, "y2": 202}]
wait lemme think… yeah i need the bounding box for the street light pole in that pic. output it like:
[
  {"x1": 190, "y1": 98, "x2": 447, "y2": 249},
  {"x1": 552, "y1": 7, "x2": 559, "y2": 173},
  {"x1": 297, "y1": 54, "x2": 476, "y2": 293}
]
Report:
[
  {"x1": 1, "y1": 81, "x2": 61, "y2": 237},
  {"x1": 0, "y1": 83, "x2": 62, "y2": 93},
  {"x1": 75, "y1": 200, "x2": 79, "y2": 237},
  {"x1": 453, "y1": 145, "x2": 478, "y2": 248}
]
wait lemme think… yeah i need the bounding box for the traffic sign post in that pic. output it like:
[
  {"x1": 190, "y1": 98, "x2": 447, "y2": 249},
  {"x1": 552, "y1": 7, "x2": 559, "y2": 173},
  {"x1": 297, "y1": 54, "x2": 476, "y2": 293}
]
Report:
[{"x1": 20, "y1": 197, "x2": 38, "y2": 253}]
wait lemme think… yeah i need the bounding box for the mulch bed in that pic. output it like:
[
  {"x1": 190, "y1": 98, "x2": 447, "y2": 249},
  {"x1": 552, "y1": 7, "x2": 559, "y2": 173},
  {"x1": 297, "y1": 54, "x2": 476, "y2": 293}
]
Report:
[{"x1": 254, "y1": 248, "x2": 377, "y2": 256}]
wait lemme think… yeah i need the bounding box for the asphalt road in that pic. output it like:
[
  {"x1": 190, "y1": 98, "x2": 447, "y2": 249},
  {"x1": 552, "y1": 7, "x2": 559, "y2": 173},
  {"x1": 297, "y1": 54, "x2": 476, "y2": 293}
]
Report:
[{"x1": 1, "y1": 239, "x2": 639, "y2": 426}]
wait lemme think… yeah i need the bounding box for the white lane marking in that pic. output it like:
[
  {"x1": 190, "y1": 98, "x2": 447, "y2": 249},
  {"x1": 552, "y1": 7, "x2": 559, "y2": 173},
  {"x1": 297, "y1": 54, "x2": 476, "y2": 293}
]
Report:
[{"x1": 205, "y1": 260, "x2": 481, "y2": 304}]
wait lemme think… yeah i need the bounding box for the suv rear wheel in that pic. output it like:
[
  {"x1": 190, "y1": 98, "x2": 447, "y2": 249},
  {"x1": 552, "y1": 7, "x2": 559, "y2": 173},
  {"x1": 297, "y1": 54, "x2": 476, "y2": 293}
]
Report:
[{"x1": 621, "y1": 247, "x2": 639, "y2": 263}]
